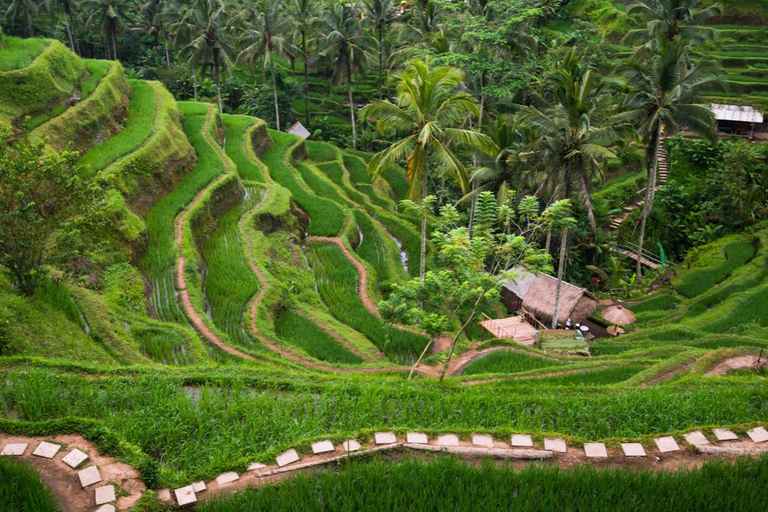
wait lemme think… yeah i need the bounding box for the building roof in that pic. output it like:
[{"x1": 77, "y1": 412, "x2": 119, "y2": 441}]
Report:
[
  {"x1": 711, "y1": 103, "x2": 764, "y2": 124},
  {"x1": 287, "y1": 121, "x2": 311, "y2": 139},
  {"x1": 502, "y1": 268, "x2": 538, "y2": 299},
  {"x1": 521, "y1": 274, "x2": 599, "y2": 327}
]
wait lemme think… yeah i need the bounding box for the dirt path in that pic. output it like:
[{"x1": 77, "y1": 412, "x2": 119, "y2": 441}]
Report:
[
  {"x1": 642, "y1": 361, "x2": 696, "y2": 386},
  {"x1": 0, "y1": 433, "x2": 145, "y2": 512},
  {"x1": 706, "y1": 355, "x2": 763, "y2": 376}
]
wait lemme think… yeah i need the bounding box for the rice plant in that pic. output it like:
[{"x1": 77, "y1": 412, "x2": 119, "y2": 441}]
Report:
[
  {"x1": 274, "y1": 309, "x2": 364, "y2": 364},
  {"x1": 222, "y1": 114, "x2": 265, "y2": 183},
  {"x1": 462, "y1": 350, "x2": 563, "y2": 376},
  {"x1": 0, "y1": 457, "x2": 60, "y2": 512},
  {"x1": 0, "y1": 36, "x2": 48, "y2": 71}
]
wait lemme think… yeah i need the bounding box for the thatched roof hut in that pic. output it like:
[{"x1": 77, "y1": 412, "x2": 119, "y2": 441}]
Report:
[{"x1": 521, "y1": 274, "x2": 598, "y2": 327}]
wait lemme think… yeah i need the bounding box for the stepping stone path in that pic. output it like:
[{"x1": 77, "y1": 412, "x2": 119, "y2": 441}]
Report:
[
  {"x1": 343, "y1": 439, "x2": 362, "y2": 451},
  {"x1": 192, "y1": 481, "x2": 207, "y2": 492},
  {"x1": 78, "y1": 466, "x2": 102, "y2": 488},
  {"x1": 157, "y1": 489, "x2": 172, "y2": 502},
  {"x1": 96, "y1": 506, "x2": 116, "y2": 512},
  {"x1": 216, "y1": 472, "x2": 239, "y2": 486},
  {"x1": 511, "y1": 434, "x2": 533, "y2": 447},
  {"x1": 407, "y1": 432, "x2": 428, "y2": 444},
  {"x1": 544, "y1": 438, "x2": 567, "y2": 453},
  {"x1": 713, "y1": 428, "x2": 738, "y2": 441},
  {"x1": 655, "y1": 437, "x2": 680, "y2": 453},
  {"x1": 32, "y1": 441, "x2": 61, "y2": 459},
  {"x1": 436, "y1": 434, "x2": 459, "y2": 447},
  {"x1": 584, "y1": 443, "x2": 608, "y2": 458},
  {"x1": 622, "y1": 443, "x2": 646, "y2": 457},
  {"x1": 175, "y1": 485, "x2": 196, "y2": 506},
  {"x1": 747, "y1": 427, "x2": 768, "y2": 443},
  {"x1": 312, "y1": 441, "x2": 335, "y2": 454},
  {"x1": 684, "y1": 431, "x2": 709, "y2": 446},
  {"x1": 247, "y1": 462, "x2": 266, "y2": 471},
  {"x1": 276, "y1": 449, "x2": 300, "y2": 467},
  {"x1": 62, "y1": 448, "x2": 89, "y2": 468},
  {"x1": 94, "y1": 485, "x2": 115, "y2": 505},
  {"x1": 1, "y1": 443, "x2": 27, "y2": 456},
  {"x1": 375, "y1": 432, "x2": 397, "y2": 445},
  {"x1": 472, "y1": 434, "x2": 494, "y2": 448}
]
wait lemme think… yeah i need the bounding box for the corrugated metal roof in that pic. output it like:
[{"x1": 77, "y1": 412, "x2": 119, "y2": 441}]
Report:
[
  {"x1": 287, "y1": 121, "x2": 311, "y2": 139},
  {"x1": 711, "y1": 103, "x2": 764, "y2": 124}
]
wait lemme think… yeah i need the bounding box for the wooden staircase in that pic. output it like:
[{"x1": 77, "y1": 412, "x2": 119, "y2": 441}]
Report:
[{"x1": 608, "y1": 141, "x2": 668, "y2": 231}]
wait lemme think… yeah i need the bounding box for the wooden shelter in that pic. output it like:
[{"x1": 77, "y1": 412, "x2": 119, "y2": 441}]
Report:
[
  {"x1": 712, "y1": 103, "x2": 764, "y2": 138},
  {"x1": 479, "y1": 316, "x2": 538, "y2": 345},
  {"x1": 502, "y1": 268, "x2": 599, "y2": 328}
]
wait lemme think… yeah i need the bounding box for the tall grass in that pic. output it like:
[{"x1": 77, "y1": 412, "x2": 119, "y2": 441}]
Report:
[
  {"x1": 198, "y1": 455, "x2": 768, "y2": 512},
  {"x1": 274, "y1": 309, "x2": 364, "y2": 364},
  {"x1": 0, "y1": 36, "x2": 48, "y2": 71},
  {"x1": 462, "y1": 350, "x2": 562, "y2": 376},
  {"x1": 222, "y1": 115, "x2": 265, "y2": 182},
  {"x1": 78, "y1": 79, "x2": 155, "y2": 174},
  {"x1": 674, "y1": 237, "x2": 757, "y2": 298},
  {"x1": 81, "y1": 59, "x2": 112, "y2": 98},
  {"x1": 0, "y1": 457, "x2": 60, "y2": 512}
]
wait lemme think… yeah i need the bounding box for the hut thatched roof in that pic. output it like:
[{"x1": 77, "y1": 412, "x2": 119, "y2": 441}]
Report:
[
  {"x1": 502, "y1": 268, "x2": 538, "y2": 299},
  {"x1": 521, "y1": 274, "x2": 598, "y2": 327}
]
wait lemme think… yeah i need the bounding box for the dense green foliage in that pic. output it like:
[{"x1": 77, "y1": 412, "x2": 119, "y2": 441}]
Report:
[
  {"x1": 0, "y1": 456, "x2": 59, "y2": 512},
  {"x1": 462, "y1": 350, "x2": 562, "y2": 376}
]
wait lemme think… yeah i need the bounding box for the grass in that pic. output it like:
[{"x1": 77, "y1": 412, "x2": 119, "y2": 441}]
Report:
[
  {"x1": 222, "y1": 115, "x2": 265, "y2": 183},
  {"x1": 78, "y1": 79, "x2": 155, "y2": 174},
  {"x1": 306, "y1": 242, "x2": 429, "y2": 364},
  {"x1": 81, "y1": 59, "x2": 112, "y2": 98},
  {"x1": 197, "y1": 455, "x2": 768, "y2": 512},
  {"x1": 274, "y1": 309, "x2": 364, "y2": 364},
  {"x1": 0, "y1": 457, "x2": 60, "y2": 512},
  {"x1": 0, "y1": 36, "x2": 48, "y2": 71},
  {"x1": 674, "y1": 236, "x2": 757, "y2": 298},
  {"x1": 462, "y1": 350, "x2": 562, "y2": 376}
]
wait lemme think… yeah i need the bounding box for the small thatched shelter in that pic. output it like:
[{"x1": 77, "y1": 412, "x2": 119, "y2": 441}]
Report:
[{"x1": 502, "y1": 268, "x2": 599, "y2": 328}]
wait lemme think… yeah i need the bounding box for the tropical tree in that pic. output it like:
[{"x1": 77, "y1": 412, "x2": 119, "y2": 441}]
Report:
[
  {"x1": 45, "y1": 0, "x2": 79, "y2": 53},
  {"x1": 138, "y1": 0, "x2": 171, "y2": 66},
  {"x1": 237, "y1": 0, "x2": 294, "y2": 130},
  {"x1": 360, "y1": 59, "x2": 497, "y2": 280},
  {"x1": 626, "y1": 0, "x2": 723, "y2": 46},
  {"x1": 287, "y1": 0, "x2": 319, "y2": 126},
  {"x1": 320, "y1": 2, "x2": 374, "y2": 148},
  {"x1": 517, "y1": 49, "x2": 622, "y2": 231},
  {"x1": 5, "y1": 0, "x2": 38, "y2": 37},
  {"x1": 544, "y1": 199, "x2": 577, "y2": 329},
  {"x1": 82, "y1": 0, "x2": 134, "y2": 60},
  {"x1": 619, "y1": 38, "x2": 722, "y2": 278},
  {"x1": 362, "y1": 0, "x2": 396, "y2": 99}
]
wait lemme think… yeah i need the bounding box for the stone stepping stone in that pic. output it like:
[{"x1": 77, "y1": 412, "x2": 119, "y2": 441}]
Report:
[
  {"x1": 584, "y1": 443, "x2": 608, "y2": 458},
  {"x1": 621, "y1": 443, "x2": 646, "y2": 457},
  {"x1": 32, "y1": 441, "x2": 61, "y2": 459},
  {"x1": 436, "y1": 434, "x2": 459, "y2": 447},
  {"x1": 312, "y1": 440, "x2": 335, "y2": 454},
  {"x1": 216, "y1": 472, "x2": 239, "y2": 486},
  {"x1": 472, "y1": 434, "x2": 494, "y2": 448},
  {"x1": 747, "y1": 427, "x2": 768, "y2": 443},
  {"x1": 78, "y1": 466, "x2": 102, "y2": 488},
  {"x1": 374, "y1": 432, "x2": 397, "y2": 445},
  {"x1": 683, "y1": 431, "x2": 709, "y2": 446},
  {"x1": 276, "y1": 449, "x2": 300, "y2": 467},
  {"x1": 95, "y1": 485, "x2": 116, "y2": 505},
  {"x1": 1, "y1": 443, "x2": 28, "y2": 456},
  {"x1": 174, "y1": 485, "x2": 196, "y2": 506},
  {"x1": 62, "y1": 448, "x2": 89, "y2": 468},
  {"x1": 406, "y1": 432, "x2": 428, "y2": 444},
  {"x1": 157, "y1": 489, "x2": 172, "y2": 502},
  {"x1": 511, "y1": 434, "x2": 533, "y2": 447},
  {"x1": 247, "y1": 462, "x2": 266, "y2": 471},
  {"x1": 192, "y1": 481, "x2": 207, "y2": 493},
  {"x1": 544, "y1": 438, "x2": 567, "y2": 453},
  {"x1": 342, "y1": 439, "x2": 361, "y2": 451},
  {"x1": 654, "y1": 436, "x2": 680, "y2": 453},
  {"x1": 96, "y1": 505, "x2": 116, "y2": 512},
  {"x1": 713, "y1": 428, "x2": 738, "y2": 441}
]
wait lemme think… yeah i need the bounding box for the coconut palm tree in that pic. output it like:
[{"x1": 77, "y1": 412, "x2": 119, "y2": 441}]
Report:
[
  {"x1": 626, "y1": 0, "x2": 723, "y2": 46},
  {"x1": 5, "y1": 0, "x2": 38, "y2": 37},
  {"x1": 82, "y1": 0, "x2": 134, "y2": 60},
  {"x1": 360, "y1": 59, "x2": 497, "y2": 280},
  {"x1": 362, "y1": 0, "x2": 396, "y2": 100},
  {"x1": 517, "y1": 49, "x2": 622, "y2": 232},
  {"x1": 619, "y1": 38, "x2": 722, "y2": 278},
  {"x1": 320, "y1": 2, "x2": 374, "y2": 149},
  {"x1": 236, "y1": 0, "x2": 294, "y2": 130},
  {"x1": 544, "y1": 199, "x2": 577, "y2": 329},
  {"x1": 287, "y1": 0, "x2": 319, "y2": 126},
  {"x1": 45, "y1": 0, "x2": 79, "y2": 53},
  {"x1": 138, "y1": 0, "x2": 171, "y2": 67}
]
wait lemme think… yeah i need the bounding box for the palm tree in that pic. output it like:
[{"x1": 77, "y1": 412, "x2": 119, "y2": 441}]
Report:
[
  {"x1": 138, "y1": 0, "x2": 171, "y2": 67},
  {"x1": 517, "y1": 49, "x2": 622, "y2": 232},
  {"x1": 45, "y1": 0, "x2": 79, "y2": 53},
  {"x1": 619, "y1": 38, "x2": 722, "y2": 278},
  {"x1": 237, "y1": 0, "x2": 294, "y2": 130},
  {"x1": 287, "y1": 0, "x2": 319, "y2": 126},
  {"x1": 360, "y1": 59, "x2": 497, "y2": 280},
  {"x1": 320, "y1": 2, "x2": 374, "y2": 149},
  {"x1": 164, "y1": 0, "x2": 199, "y2": 98},
  {"x1": 544, "y1": 199, "x2": 577, "y2": 329},
  {"x1": 174, "y1": 0, "x2": 233, "y2": 113},
  {"x1": 82, "y1": 0, "x2": 134, "y2": 61},
  {"x1": 626, "y1": 0, "x2": 723, "y2": 46},
  {"x1": 362, "y1": 0, "x2": 396, "y2": 100},
  {"x1": 5, "y1": 0, "x2": 38, "y2": 37}
]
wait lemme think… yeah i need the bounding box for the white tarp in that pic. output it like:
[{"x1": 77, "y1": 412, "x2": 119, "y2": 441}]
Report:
[
  {"x1": 287, "y1": 121, "x2": 311, "y2": 139},
  {"x1": 711, "y1": 103, "x2": 764, "y2": 124}
]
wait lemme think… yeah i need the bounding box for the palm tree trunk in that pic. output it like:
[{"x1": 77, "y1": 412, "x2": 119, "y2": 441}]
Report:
[
  {"x1": 378, "y1": 27, "x2": 384, "y2": 100},
  {"x1": 302, "y1": 29, "x2": 310, "y2": 126},
  {"x1": 544, "y1": 229, "x2": 552, "y2": 254},
  {"x1": 192, "y1": 71, "x2": 199, "y2": 101},
  {"x1": 347, "y1": 57, "x2": 357, "y2": 149},
  {"x1": 551, "y1": 227, "x2": 568, "y2": 329},
  {"x1": 271, "y1": 59, "x2": 281, "y2": 131},
  {"x1": 63, "y1": 13, "x2": 76, "y2": 53},
  {"x1": 112, "y1": 31, "x2": 118, "y2": 62},
  {"x1": 636, "y1": 126, "x2": 662, "y2": 279},
  {"x1": 468, "y1": 78, "x2": 484, "y2": 234},
  {"x1": 26, "y1": 7, "x2": 34, "y2": 38},
  {"x1": 419, "y1": 172, "x2": 427, "y2": 281},
  {"x1": 581, "y1": 174, "x2": 597, "y2": 232},
  {"x1": 68, "y1": 10, "x2": 81, "y2": 55},
  {"x1": 214, "y1": 61, "x2": 223, "y2": 114},
  {"x1": 164, "y1": 39, "x2": 171, "y2": 68}
]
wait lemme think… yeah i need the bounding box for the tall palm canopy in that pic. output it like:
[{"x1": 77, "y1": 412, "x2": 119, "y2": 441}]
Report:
[
  {"x1": 360, "y1": 59, "x2": 497, "y2": 279},
  {"x1": 626, "y1": 0, "x2": 724, "y2": 45},
  {"x1": 82, "y1": 0, "x2": 132, "y2": 60}
]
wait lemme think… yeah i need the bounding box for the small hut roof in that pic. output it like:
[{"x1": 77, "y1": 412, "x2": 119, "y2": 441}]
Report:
[
  {"x1": 287, "y1": 121, "x2": 311, "y2": 139},
  {"x1": 711, "y1": 104, "x2": 763, "y2": 124},
  {"x1": 521, "y1": 275, "x2": 598, "y2": 326},
  {"x1": 502, "y1": 268, "x2": 538, "y2": 299}
]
